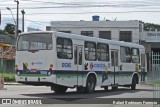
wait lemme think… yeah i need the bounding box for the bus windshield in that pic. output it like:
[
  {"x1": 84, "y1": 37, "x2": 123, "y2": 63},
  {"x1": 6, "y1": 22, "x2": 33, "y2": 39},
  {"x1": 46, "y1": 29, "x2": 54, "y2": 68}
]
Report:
[{"x1": 17, "y1": 33, "x2": 52, "y2": 51}]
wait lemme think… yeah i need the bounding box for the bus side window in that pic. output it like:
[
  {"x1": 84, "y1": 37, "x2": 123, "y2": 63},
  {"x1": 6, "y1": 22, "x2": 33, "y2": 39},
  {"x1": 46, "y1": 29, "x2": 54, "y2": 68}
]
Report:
[
  {"x1": 74, "y1": 46, "x2": 77, "y2": 64},
  {"x1": 111, "y1": 51, "x2": 118, "y2": 66},
  {"x1": 48, "y1": 44, "x2": 52, "y2": 49},
  {"x1": 97, "y1": 43, "x2": 109, "y2": 61},
  {"x1": 79, "y1": 47, "x2": 82, "y2": 65},
  {"x1": 57, "y1": 37, "x2": 73, "y2": 59},
  {"x1": 120, "y1": 46, "x2": 131, "y2": 63},
  {"x1": 57, "y1": 52, "x2": 62, "y2": 58},
  {"x1": 131, "y1": 48, "x2": 140, "y2": 63},
  {"x1": 84, "y1": 41, "x2": 96, "y2": 61}
]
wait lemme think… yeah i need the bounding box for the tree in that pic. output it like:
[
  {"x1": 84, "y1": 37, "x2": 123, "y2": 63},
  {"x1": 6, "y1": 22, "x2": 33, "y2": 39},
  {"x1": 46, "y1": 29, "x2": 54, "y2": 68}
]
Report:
[
  {"x1": 0, "y1": 30, "x2": 6, "y2": 34},
  {"x1": 144, "y1": 23, "x2": 160, "y2": 31},
  {"x1": 4, "y1": 23, "x2": 15, "y2": 34}
]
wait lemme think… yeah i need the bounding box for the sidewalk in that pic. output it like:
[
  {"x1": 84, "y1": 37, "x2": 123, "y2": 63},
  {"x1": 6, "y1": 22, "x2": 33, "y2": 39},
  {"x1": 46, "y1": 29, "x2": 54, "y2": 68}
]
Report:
[
  {"x1": 140, "y1": 81, "x2": 153, "y2": 86},
  {"x1": 4, "y1": 82, "x2": 23, "y2": 85}
]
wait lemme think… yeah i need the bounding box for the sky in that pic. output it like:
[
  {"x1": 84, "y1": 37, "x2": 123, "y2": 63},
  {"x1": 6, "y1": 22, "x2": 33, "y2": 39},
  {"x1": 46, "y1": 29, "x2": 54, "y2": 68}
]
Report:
[{"x1": 1, "y1": 0, "x2": 160, "y2": 31}]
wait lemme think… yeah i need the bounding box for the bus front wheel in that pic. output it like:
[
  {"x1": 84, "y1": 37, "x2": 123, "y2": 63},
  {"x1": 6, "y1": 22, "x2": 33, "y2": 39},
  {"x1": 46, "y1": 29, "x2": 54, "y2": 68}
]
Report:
[
  {"x1": 51, "y1": 84, "x2": 68, "y2": 93},
  {"x1": 131, "y1": 76, "x2": 137, "y2": 90},
  {"x1": 85, "y1": 75, "x2": 96, "y2": 93}
]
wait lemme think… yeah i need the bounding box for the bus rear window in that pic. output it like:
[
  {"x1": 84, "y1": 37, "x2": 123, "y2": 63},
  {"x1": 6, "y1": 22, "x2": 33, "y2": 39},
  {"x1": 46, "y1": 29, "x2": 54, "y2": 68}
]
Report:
[{"x1": 17, "y1": 33, "x2": 52, "y2": 51}]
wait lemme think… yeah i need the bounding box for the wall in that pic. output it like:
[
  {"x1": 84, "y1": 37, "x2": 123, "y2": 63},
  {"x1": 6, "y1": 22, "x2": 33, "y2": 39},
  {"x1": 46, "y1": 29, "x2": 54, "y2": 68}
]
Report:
[
  {"x1": 0, "y1": 33, "x2": 16, "y2": 73},
  {"x1": 50, "y1": 21, "x2": 140, "y2": 44},
  {"x1": 141, "y1": 41, "x2": 151, "y2": 72}
]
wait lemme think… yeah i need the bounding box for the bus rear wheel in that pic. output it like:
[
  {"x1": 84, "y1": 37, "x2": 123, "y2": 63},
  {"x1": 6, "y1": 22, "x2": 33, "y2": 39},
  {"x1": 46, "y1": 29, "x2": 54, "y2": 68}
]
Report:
[
  {"x1": 85, "y1": 75, "x2": 96, "y2": 93},
  {"x1": 51, "y1": 84, "x2": 68, "y2": 93},
  {"x1": 131, "y1": 77, "x2": 137, "y2": 90}
]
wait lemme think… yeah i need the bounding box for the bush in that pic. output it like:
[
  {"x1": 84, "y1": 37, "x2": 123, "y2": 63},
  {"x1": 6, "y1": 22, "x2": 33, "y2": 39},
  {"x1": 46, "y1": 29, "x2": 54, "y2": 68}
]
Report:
[{"x1": 0, "y1": 73, "x2": 15, "y2": 82}]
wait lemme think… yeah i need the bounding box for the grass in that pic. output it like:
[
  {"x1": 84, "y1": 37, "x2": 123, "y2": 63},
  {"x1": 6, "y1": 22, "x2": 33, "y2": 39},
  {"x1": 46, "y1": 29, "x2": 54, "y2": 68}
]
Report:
[
  {"x1": 144, "y1": 80, "x2": 160, "y2": 85},
  {"x1": 0, "y1": 72, "x2": 15, "y2": 82},
  {"x1": 151, "y1": 80, "x2": 160, "y2": 84}
]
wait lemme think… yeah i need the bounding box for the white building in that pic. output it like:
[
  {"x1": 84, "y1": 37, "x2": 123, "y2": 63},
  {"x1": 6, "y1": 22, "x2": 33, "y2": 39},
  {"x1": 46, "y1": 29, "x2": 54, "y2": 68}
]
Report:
[
  {"x1": 47, "y1": 20, "x2": 143, "y2": 44},
  {"x1": 27, "y1": 27, "x2": 42, "y2": 32}
]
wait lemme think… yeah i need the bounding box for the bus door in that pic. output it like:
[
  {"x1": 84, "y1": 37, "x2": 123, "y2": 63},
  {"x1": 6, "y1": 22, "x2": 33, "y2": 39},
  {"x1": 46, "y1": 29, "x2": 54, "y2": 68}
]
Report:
[
  {"x1": 141, "y1": 54, "x2": 146, "y2": 81},
  {"x1": 74, "y1": 45, "x2": 83, "y2": 86},
  {"x1": 111, "y1": 49, "x2": 119, "y2": 84}
]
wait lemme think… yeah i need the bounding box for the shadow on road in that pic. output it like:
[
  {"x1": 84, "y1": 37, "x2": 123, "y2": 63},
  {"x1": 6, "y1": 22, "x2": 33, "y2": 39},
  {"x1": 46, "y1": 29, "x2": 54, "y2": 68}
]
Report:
[{"x1": 21, "y1": 87, "x2": 153, "y2": 98}]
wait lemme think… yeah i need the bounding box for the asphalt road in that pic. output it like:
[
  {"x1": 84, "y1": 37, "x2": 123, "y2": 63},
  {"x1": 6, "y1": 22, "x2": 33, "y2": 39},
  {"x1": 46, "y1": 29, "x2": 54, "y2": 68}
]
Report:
[{"x1": 0, "y1": 84, "x2": 155, "y2": 107}]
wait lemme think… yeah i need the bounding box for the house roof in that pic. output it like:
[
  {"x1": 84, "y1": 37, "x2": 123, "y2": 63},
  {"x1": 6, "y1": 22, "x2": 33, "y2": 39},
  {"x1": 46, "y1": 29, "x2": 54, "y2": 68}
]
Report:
[
  {"x1": 0, "y1": 43, "x2": 12, "y2": 47},
  {"x1": 0, "y1": 43, "x2": 15, "y2": 59}
]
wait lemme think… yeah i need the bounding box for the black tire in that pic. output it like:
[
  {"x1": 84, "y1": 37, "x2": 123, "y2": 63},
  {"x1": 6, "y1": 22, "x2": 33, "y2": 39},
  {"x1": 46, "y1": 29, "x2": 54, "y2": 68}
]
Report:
[
  {"x1": 51, "y1": 84, "x2": 68, "y2": 93},
  {"x1": 85, "y1": 76, "x2": 96, "y2": 93},
  {"x1": 131, "y1": 77, "x2": 137, "y2": 90}
]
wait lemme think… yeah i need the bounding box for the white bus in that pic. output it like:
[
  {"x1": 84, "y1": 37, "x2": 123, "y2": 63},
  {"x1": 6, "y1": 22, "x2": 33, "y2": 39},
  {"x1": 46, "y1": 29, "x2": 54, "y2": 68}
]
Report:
[{"x1": 15, "y1": 31, "x2": 146, "y2": 93}]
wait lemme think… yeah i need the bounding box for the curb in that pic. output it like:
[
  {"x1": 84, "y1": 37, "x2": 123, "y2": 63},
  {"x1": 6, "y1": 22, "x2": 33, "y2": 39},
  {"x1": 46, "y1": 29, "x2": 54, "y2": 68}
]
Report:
[
  {"x1": 4, "y1": 82, "x2": 23, "y2": 85},
  {"x1": 140, "y1": 82, "x2": 153, "y2": 86}
]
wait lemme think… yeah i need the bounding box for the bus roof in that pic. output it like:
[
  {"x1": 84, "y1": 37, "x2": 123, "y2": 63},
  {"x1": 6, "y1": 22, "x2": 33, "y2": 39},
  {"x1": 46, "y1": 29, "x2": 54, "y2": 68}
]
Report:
[{"x1": 20, "y1": 31, "x2": 144, "y2": 49}]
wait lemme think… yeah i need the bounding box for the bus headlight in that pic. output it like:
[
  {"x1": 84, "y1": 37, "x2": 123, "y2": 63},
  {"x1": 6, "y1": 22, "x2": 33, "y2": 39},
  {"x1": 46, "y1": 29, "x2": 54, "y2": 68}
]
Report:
[{"x1": 50, "y1": 64, "x2": 53, "y2": 68}]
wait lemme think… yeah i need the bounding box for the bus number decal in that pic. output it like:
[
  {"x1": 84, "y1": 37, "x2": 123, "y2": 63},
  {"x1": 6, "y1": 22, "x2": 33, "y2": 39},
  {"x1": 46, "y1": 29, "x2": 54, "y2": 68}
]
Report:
[{"x1": 62, "y1": 63, "x2": 71, "y2": 68}]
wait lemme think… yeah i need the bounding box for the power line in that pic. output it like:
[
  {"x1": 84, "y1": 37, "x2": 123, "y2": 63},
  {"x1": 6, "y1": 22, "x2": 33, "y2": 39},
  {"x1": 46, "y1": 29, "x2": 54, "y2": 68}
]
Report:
[
  {"x1": 1, "y1": 0, "x2": 160, "y2": 25},
  {"x1": 2, "y1": 10, "x2": 160, "y2": 16},
  {"x1": 20, "y1": 0, "x2": 160, "y2": 5},
  {"x1": 4, "y1": 5, "x2": 160, "y2": 10},
  {"x1": 0, "y1": 0, "x2": 12, "y2": 2},
  {"x1": 20, "y1": 0, "x2": 80, "y2": 5},
  {"x1": 1, "y1": 18, "x2": 48, "y2": 26},
  {"x1": 1, "y1": 1, "x2": 160, "y2": 10},
  {"x1": 25, "y1": 19, "x2": 48, "y2": 26}
]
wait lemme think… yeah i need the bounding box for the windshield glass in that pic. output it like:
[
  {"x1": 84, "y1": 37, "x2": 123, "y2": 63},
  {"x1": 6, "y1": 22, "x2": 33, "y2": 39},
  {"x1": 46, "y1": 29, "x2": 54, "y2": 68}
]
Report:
[{"x1": 17, "y1": 33, "x2": 52, "y2": 51}]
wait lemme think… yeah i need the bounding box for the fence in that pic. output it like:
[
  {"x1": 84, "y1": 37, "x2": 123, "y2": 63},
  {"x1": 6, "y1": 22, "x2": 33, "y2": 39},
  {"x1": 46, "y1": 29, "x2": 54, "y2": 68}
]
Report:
[{"x1": 152, "y1": 52, "x2": 160, "y2": 107}]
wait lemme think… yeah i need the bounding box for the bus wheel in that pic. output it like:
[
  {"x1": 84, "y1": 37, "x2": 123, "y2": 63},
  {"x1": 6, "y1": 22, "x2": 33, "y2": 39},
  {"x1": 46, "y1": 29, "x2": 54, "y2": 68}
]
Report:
[
  {"x1": 85, "y1": 75, "x2": 96, "y2": 93},
  {"x1": 131, "y1": 77, "x2": 137, "y2": 90},
  {"x1": 51, "y1": 84, "x2": 68, "y2": 93}
]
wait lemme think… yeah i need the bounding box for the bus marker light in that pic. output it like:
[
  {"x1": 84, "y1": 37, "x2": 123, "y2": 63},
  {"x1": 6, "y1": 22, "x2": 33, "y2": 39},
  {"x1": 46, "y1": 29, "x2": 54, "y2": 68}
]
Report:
[{"x1": 50, "y1": 64, "x2": 53, "y2": 68}]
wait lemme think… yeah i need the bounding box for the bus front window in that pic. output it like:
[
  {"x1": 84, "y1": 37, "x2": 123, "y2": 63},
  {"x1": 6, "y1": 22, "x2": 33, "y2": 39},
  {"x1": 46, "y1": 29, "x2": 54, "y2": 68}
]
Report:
[{"x1": 17, "y1": 33, "x2": 52, "y2": 51}]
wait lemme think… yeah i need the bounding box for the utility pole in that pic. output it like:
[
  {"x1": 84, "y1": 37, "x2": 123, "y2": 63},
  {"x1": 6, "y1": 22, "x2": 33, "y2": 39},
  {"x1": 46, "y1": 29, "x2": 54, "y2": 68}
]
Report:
[
  {"x1": 21, "y1": 10, "x2": 25, "y2": 32},
  {"x1": 14, "y1": 0, "x2": 19, "y2": 37},
  {"x1": 0, "y1": 10, "x2": 1, "y2": 25}
]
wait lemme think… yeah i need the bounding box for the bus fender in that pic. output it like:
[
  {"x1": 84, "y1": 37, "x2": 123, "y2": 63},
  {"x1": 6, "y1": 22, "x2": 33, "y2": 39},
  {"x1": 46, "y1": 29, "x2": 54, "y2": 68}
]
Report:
[
  {"x1": 84, "y1": 72, "x2": 97, "y2": 87},
  {"x1": 131, "y1": 72, "x2": 139, "y2": 84}
]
